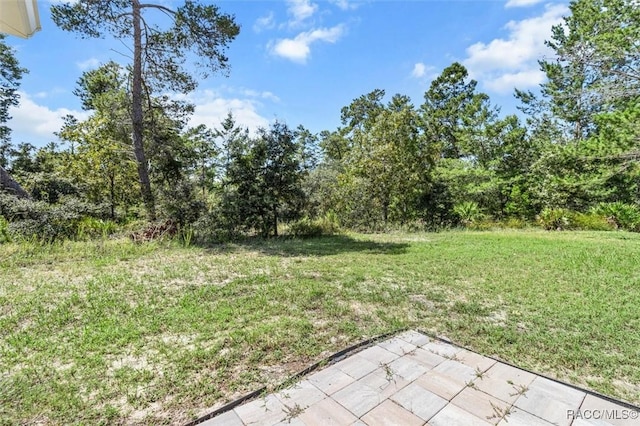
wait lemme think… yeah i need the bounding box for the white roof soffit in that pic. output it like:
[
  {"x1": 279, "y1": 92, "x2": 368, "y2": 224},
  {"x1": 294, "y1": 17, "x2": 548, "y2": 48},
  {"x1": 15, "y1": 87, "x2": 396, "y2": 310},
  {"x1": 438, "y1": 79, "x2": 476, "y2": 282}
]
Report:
[{"x1": 0, "y1": 0, "x2": 41, "y2": 39}]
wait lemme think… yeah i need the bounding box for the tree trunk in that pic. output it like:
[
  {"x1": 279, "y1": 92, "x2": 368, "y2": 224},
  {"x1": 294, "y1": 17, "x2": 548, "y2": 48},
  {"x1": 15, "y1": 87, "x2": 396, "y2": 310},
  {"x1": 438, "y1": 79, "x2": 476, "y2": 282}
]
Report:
[
  {"x1": 272, "y1": 203, "x2": 278, "y2": 237},
  {"x1": 0, "y1": 166, "x2": 30, "y2": 199},
  {"x1": 109, "y1": 173, "x2": 116, "y2": 219},
  {"x1": 132, "y1": 0, "x2": 156, "y2": 221}
]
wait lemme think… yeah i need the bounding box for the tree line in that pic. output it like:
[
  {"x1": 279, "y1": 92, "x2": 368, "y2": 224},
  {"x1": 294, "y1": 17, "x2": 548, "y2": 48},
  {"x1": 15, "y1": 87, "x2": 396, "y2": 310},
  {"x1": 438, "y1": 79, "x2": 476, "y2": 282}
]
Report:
[{"x1": 1, "y1": 0, "x2": 640, "y2": 242}]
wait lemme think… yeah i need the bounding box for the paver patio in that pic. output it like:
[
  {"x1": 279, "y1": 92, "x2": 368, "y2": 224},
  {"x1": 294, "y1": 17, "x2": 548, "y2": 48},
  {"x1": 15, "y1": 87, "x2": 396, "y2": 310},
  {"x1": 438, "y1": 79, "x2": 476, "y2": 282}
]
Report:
[{"x1": 196, "y1": 330, "x2": 640, "y2": 426}]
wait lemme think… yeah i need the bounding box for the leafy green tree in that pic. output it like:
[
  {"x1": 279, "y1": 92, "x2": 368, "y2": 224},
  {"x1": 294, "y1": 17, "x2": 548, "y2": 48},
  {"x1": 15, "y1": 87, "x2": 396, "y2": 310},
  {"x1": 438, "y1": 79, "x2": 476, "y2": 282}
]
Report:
[
  {"x1": 221, "y1": 122, "x2": 309, "y2": 237},
  {"x1": 421, "y1": 62, "x2": 496, "y2": 160},
  {"x1": 0, "y1": 35, "x2": 26, "y2": 148},
  {"x1": 52, "y1": 0, "x2": 240, "y2": 220},
  {"x1": 0, "y1": 35, "x2": 30, "y2": 199},
  {"x1": 334, "y1": 92, "x2": 435, "y2": 228}
]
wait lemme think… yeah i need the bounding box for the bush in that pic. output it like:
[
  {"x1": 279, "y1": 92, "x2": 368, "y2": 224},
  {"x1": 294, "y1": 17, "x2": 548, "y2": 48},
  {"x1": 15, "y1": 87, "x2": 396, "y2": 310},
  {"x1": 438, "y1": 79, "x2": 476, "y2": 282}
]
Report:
[
  {"x1": 190, "y1": 210, "x2": 241, "y2": 245},
  {"x1": 0, "y1": 216, "x2": 10, "y2": 243},
  {"x1": 76, "y1": 217, "x2": 119, "y2": 240},
  {"x1": 288, "y1": 213, "x2": 340, "y2": 238},
  {"x1": 538, "y1": 208, "x2": 572, "y2": 231},
  {"x1": 0, "y1": 192, "x2": 110, "y2": 242},
  {"x1": 591, "y1": 202, "x2": 640, "y2": 231},
  {"x1": 571, "y1": 212, "x2": 615, "y2": 231},
  {"x1": 453, "y1": 201, "x2": 484, "y2": 227}
]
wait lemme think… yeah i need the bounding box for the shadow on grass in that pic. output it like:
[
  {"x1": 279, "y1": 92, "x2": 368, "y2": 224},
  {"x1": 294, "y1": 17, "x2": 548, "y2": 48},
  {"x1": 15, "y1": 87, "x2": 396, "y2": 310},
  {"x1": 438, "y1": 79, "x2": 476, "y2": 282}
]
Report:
[{"x1": 202, "y1": 234, "x2": 409, "y2": 257}]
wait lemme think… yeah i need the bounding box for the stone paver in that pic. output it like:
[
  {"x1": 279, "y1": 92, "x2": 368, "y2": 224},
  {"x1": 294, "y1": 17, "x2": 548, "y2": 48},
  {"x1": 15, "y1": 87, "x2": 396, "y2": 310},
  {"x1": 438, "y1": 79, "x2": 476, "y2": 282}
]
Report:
[
  {"x1": 298, "y1": 397, "x2": 358, "y2": 424},
  {"x1": 360, "y1": 400, "x2": 424, "y2": 426},
  {"x1": 390, "y1": 382, "x2": 447, "y2": 420},
  {"x1": 197, "y1": 330, "x2": 639, "y2": 426},
  {"x1": 333, "y1": 380, "x2": 382, "y2": 417},
  {"x1": 429, "y1": 402, "x2": 493, "y2": 426},
  {"x1": 514, "y1": 377, "x2": 586, "y2": 426}
]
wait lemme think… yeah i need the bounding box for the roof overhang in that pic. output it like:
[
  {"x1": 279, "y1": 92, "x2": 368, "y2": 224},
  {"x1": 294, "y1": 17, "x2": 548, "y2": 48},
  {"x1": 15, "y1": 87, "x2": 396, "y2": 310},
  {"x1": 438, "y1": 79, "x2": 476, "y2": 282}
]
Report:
[{"x1": 0, "y1": 0, "x2": 40, "y2": 39}]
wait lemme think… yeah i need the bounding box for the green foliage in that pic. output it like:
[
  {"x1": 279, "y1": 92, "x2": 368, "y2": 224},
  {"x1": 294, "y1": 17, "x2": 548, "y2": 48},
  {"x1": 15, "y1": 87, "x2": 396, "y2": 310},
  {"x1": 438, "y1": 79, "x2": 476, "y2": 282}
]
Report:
[
  {"x1": 0, "y1": 35, "x2": 27, "y2": 145},
  {"x1": 0, "y1": 193, "x2": 109, "y2": 242},
  {"x1": 571, "y1": 212, "x2": 615, "y2": 231},
  {"x1": 52, "y1": 0, "x2": 240, "y2": 221},
  {"x1": 0, "y1": 216, "x2": 10, "y2": 243},
  {"x1": 157, "y1": 179, "x2": 205, "y2": 227},
  {"x1": 76, "y1": 217, "x2": 119, "y2": 240},
  {"x1": 591, "y1": 202, "x2": 640, "y2": 231},
  {"x1": 220, "y1": 121, "x2": 309, "y2": 237},
  {"x1": 453, "y1": 201, "x2": 484, "y2": 226},
  {"x1": 538, "y1": 208, "x2": 573, "y2": 231},
  {"x1": 288, "y1": 213, "x2": 340, "y2": 238}
]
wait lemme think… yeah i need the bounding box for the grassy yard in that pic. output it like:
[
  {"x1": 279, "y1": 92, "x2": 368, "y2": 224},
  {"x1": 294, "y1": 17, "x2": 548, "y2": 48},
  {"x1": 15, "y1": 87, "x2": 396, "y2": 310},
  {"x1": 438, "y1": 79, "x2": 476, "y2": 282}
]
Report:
[{"x1": 1, "y1": 230, "x2": 639, "y2": 425}]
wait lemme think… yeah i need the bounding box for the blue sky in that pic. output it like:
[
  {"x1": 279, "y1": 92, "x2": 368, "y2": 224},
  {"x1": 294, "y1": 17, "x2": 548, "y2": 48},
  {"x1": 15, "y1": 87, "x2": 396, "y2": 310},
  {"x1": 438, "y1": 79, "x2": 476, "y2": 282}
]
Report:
[{"x1": 6, "y1": 0, "x2": 570, "y2": 148}]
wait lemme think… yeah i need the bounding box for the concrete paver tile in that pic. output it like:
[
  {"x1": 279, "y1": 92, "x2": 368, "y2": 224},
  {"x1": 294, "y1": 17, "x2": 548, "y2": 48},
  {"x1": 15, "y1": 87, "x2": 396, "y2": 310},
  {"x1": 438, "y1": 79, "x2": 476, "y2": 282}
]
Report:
[
  {"x1": 497, "y1": 407, "x2": 556, "y2": 426},
  {"x1": 576, "y1": 394, "x2": 640, "y2": 426},
  {"x1": 199, "y1": 409, "x2": 244, "y2": 426},
  {"x1": 397, "y1": 330, "x2": 431, "y2": 347},
  {"x1": 389, "y1": 355, "x2": 429, "y2": 382},
  {"x1": 474, "y1": 362, "x2": 536, "y2": 404},
  {"x1": 234, "y1": 394, "x2": 287, "y2": 426},
  {"x1": 275, "y1": 379, "x2": 326, "y2": 408},
  {"x1": 416, "y1": 369, "x2": 469, "y2": 401},
  {"x1": 360, "y1": 367, "x2": 411, "y2": 400},
  {"x1": 514, "y1": 377, "x2": 586, "y2": 426},
  {"x1": 391, "y1": 382, "x2": 448, "y2": 421},
  {"x1": 378, "y1": 337, "x2": 418, "y2": 356},
  {"x1": 357, "y1": 345, "x2": 400, "y2": 365},
  {"x1": 273, "y1": 416, "x2": 305, "y2": 426},
  {"x1": 332, "y1": 380, "x2": 382, "y2": 417},
  {"x1": 334, "y1": 354, "x2": 379, "y2": 379},
  {"x1": 432, "y1": 359, "x2": 478, "y2": 384},
  {"x1": 450, "y1": 386, "x2": 511, "y2": 424},
  {"x1": 422, "y1": 341, "x2": 461, "y2": 359},
  {"x1": 298, "y1": 397, "x2": 359, "y2": 425},
  {"x1": 405, "y1": 347, "x2": 447, "y2": 370},
  {"x1": 428, "y1": 402, "x2": 493, "y2": 426},
  {"x1": 456, "y1": 350, "x2": 497, "y2": 373},
  {"x1": 360, "y1": 400, "x2": 425, "y2": 426},
  {"x1": 308, "y1": 366, "x2": 356, "y2": 395}
]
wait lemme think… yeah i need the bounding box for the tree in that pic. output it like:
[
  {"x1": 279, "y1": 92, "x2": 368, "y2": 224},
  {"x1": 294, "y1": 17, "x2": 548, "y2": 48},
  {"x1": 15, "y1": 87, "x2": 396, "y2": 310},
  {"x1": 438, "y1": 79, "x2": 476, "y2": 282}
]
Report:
[
  {"x1": 538, "y1": 0, "x2": 640, "y2": 141},
  {"x1": 421, "y1": 62, "x2": 495, "y2": 160},
  {"x1": 51, "y1": 0, "x2": 240, "y2": 220},
  {"x1": 0, "y1": 34, "x2": 30, "y2": 199},
  {"x1": 0, "y1": 35, "x2": 26, "y2": 148},
  {"x1": 221, "y1": 122, "x2": 309, "y2": 237},
  {"x1": 333, "y1": 92, "x2": 435, "y2": 228}
]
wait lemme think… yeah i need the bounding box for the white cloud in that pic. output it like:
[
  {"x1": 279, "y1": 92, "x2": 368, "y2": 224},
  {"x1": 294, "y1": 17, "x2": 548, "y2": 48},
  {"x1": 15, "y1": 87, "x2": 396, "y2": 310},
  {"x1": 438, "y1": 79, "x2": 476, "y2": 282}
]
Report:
[
  {"x1": 412, "y1": 63, "x2": 427, "y2": 78},
  {"x1": 8, "y1": 92, "x2": 89, "y2": 144},
  {"x1": 253, "y1": 12, "x2": 275, "y2": 33},
  {"x1": 270, "y1": 25, "x2": 345, "y2": 63},
  {"x1": 329, "y1": 0, "x2": 360, "y2": 10},
  {"x1": 463, "y1": 4, "x2": 568, "y2": 93},
  {"x1": 186, "y1": 90, "x2": 271, "y2": 134},
  {"x1": 286, "y1": 0, "x2": 318, "y2": 27},
  {"x1": 76, "y1": 57, "x2": 101, "y2": 71},
  {"x1": 505, "y1": 0, "x2": 545, "y2": 8},
  {"x1": 484, "y1": 69, "x2": 546, "y2": 92}
]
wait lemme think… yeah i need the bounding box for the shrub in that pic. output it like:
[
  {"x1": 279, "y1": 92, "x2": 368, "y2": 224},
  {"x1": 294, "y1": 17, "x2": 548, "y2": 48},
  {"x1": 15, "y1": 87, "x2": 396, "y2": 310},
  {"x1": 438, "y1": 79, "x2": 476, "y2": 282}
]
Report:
[
  {"x1": 538, "y1": 208, "x2": 573, "y2": 231},
  {"x1": 76, "y1": 217, "x2": 119, "y2": 240},
  {"x1": 571, "y1": 212, "x2": 615, "y2": 231},
  {"x1": 0, "y1": 192, "x2": 110, "y2": 242},
  {"x1": 0, "y1": 216, "x2": 10, "y2": 243},
  {"x1": 453, "y1": 201, "x2": 484, "y2": 227},
  {"x1": 591, "y1": 202, "x2": 640, "y2": 231},
  {"x1": 288, "y1": 213, "x2": 340, "y2": 238}
]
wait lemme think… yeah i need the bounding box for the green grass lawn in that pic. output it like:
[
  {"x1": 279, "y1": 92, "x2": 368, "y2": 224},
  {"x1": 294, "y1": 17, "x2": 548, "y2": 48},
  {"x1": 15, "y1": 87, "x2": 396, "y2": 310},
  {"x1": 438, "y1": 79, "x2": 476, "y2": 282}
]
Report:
[{"x1": 1, "y1": 230, "x2": 639, "y2": 425}]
